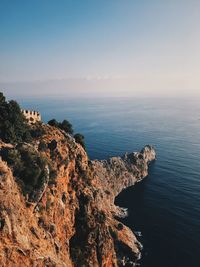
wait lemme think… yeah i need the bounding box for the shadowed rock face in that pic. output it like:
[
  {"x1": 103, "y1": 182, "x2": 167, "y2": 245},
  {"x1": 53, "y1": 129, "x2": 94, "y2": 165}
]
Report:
[{"x1": 0, "y1": 124, "x2": 155, "y2": 267}]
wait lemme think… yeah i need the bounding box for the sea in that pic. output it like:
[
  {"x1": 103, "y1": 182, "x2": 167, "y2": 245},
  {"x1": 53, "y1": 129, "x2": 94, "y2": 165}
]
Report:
[{"x1": 17, "y1": 96, "x2": 200, "y2": 267}]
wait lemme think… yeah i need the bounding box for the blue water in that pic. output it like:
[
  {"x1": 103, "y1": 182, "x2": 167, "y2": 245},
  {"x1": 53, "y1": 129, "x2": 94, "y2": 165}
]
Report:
[{"x1": 18, "y1": 97, "x2": 200, "y2": 267}]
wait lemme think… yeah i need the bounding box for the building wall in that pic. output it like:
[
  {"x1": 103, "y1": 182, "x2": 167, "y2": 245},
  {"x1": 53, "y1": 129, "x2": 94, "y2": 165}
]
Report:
[{"x1": 21, "y1": 109, "x2": 41, "y2": 124}]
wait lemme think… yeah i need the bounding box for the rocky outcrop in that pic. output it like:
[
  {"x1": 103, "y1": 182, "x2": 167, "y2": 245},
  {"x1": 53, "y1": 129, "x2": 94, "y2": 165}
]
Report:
[{"x1": 0, "y1": 124, "x2": 155, "y2": 266}]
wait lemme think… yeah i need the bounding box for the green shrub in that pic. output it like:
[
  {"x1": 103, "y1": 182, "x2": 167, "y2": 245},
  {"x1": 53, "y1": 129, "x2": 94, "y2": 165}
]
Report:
[
  {"x1": 0, "y1": 145, "x2": 48, "y2": 195},
  {"x1": 109, "y1": 227, "x2": 118, "y2": 240},
  {"x1": 47, "y1": 119, "x2": 59, "y2": 127},
  {"x1": 47, "y1": 118, "x2": 73, "y2": 134},
  {"x1": 30, "y1": 125, "x2": 45, "y2": 138},
  {"x1": 38, "y1": 141, "x2": 47, "y2": 152},
  {"x1": 0, "y1": 148, "x2": 22, "y2": 170},
  {"x1": 48, "y1": 140, "x2": 57, "y2": 151},
  {"x1": 74, "y1": 133, "x2": 85, "y2": 149},
  {"x1": 60, "y1": 120, "x2": 73, "y2": 134},
  {"x1": 116, "y1": 223, "x2": 123, "y2": 231},
  {"x1": 0, "y1": 92, "x2": 32, "y2": 144}
]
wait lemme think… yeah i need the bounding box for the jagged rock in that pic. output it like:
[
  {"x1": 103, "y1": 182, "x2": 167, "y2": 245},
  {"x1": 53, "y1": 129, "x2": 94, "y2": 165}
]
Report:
[{"x1": 0, "y1": 124, "x2": 155, "y2": 266}]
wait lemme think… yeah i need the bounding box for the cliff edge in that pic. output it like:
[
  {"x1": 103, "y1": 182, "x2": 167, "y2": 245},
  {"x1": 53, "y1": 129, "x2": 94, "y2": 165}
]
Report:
[{"x1": 0, "y1": 124, "x2": 155, "y2": 267}]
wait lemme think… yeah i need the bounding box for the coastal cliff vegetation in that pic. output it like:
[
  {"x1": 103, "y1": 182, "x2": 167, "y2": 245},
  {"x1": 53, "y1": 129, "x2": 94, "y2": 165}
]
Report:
[{"x1": 0, "y1": 93, "x2": 155, "y2": 266}]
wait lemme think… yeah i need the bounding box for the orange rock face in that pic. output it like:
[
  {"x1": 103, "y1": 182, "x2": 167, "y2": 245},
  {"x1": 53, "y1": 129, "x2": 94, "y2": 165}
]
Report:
[{"x1": 0, "y1": 124, "x2": 155, "y2": 266}]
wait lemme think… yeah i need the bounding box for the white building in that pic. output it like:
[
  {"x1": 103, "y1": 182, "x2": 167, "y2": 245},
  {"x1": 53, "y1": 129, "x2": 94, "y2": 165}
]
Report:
[{"x1": 21, "y1": 109, "x2": 41, "y2": 124}]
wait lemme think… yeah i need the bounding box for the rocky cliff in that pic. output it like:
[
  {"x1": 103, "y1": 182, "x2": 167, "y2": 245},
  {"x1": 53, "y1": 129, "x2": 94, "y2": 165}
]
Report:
[{"x1": 0, "y1": 124, "x2": 155, "y2": 267}]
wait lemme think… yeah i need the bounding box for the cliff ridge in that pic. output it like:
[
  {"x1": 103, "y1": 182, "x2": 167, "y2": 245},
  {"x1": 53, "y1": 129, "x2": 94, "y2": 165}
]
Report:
[{"x1": 0, "y1": 124, "x2": 155, "y2": 267}]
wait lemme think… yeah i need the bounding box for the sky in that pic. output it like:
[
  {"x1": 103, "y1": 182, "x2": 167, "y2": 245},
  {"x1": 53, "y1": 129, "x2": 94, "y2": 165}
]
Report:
[{"x1": 0, "y1": 0, "x2": 200, "y2": 98}]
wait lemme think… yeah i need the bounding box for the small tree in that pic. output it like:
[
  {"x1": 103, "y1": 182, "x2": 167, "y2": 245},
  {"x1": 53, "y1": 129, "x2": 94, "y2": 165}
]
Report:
[
  {"x1": 48, "y1": 119, "x2": 59, "y2": 127},
  {"x1": 0, "y1": 92, "x2": 6, "y2": 103},
  {"x1": 0, "y1": 92, "x2": 32, "y2": 144},
  {"x1": 60, "y1": 120, "x2": 73, "y2": 134},
  {"x1": 38, "y1": 141, "x2": 47, "y2": 152},
  {"x1": 48, "y1": 118, "x2": 74, "y2": 134},
  {"x1": 74, "y1": 133, "x2": 85, "y2": 149}
]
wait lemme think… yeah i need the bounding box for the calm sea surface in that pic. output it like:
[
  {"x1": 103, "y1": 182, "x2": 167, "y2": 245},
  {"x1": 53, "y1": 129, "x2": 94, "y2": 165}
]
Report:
[{"x1": 18, "y1": 97, "x2": 200, "y2": 267}]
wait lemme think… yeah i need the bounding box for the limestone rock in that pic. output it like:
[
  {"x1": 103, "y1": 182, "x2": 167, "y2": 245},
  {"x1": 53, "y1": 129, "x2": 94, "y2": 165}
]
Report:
[{"x1": 0, "y1": 124, "x2": 155, "y2": 266}]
